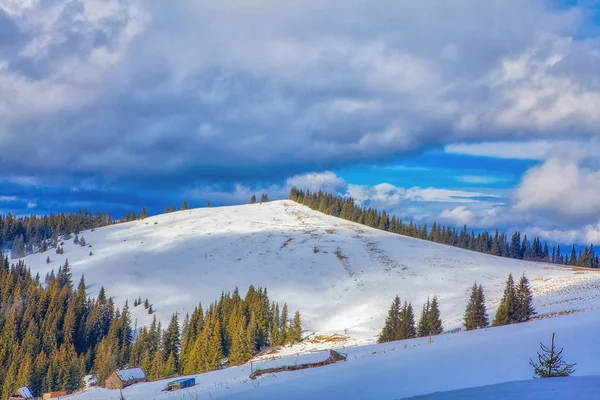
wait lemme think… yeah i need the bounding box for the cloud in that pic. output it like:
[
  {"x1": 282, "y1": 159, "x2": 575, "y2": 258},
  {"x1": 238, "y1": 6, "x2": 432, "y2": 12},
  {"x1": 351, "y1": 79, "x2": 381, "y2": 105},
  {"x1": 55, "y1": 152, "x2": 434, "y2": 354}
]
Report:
[
  {"x1": 285, "y1": 171, "x2": 347, "y2": 193},
  {"x1": 0, "y1": 0, "x2": 597, "y2": 187},
  {"x1": 439, "y1": 206, "x2": 474, "y2": 226},
  {"x1": 514, "y1": 158, "x2": 600, "y2": 223},
  {"x1": 456, "y1": 175, "x2": 506, "y2": 184},
  {"x1": 184, "y1": 171, "x2": 348, "y2": 206},
  {"x1": 444, "y1": 140, "x2": 580, "y2": 160}
]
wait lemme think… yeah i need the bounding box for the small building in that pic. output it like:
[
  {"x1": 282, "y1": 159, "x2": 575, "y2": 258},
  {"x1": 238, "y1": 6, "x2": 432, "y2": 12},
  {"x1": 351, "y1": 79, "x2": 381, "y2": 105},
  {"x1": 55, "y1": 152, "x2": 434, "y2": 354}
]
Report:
[
  {"x1": 42, "y1": 392, "x2": 67, "y2": 399},
  {"x1": 105, "y1": 368, "x2": 147, "y2": 389},
  {"x1": 165, "y1": 378, "x2": 195, "y2": 391},
  {"x1": 8, "y1": 387, "x2": 34, "y2": 400}
]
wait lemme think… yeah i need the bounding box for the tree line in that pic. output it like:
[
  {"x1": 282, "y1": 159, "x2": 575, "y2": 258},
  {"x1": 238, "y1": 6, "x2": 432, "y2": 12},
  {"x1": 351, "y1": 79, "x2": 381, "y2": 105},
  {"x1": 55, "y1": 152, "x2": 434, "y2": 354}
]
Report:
[
  {"x1": 379, "y1": 274, "x2": 535, "y2": 343},
  {"x1": 2, "y1": 210, "x2": 113, "y2": 259},
  {"x1": 289, "y1": 188, "x2": 598, "y2": 268},
  {"x1": 0, "y1": 255, "x2": 302, "y2": 396}
]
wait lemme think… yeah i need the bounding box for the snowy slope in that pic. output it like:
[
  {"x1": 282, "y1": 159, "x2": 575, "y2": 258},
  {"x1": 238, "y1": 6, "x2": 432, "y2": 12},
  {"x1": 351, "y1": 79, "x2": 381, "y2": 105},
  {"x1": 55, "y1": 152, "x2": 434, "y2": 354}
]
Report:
[
  {"x1": 65, "y1": 308, "x2": 600, "y2": 400},
  {"x1": 20, "y1": 200, "x2": 600, "y2": 340}
]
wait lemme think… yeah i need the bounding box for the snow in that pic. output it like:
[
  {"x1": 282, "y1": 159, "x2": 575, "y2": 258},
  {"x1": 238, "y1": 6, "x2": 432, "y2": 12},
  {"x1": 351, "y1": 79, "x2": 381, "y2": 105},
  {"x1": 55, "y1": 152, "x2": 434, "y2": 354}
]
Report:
[
  {"x1": 26, "y1": 200, "x2": 600, "y2": 399},
  {"x1": 402, "y1": 376, "x2": 600, "y2": 400},
  {"x1": 115, "y1": 368, "x2": 146, "y2": 381},
  {"x1": 64, "y1": 309, "x2": 600, "y2": 400},
  {"x1": 19, "y1": 200, "x2": 600, "y2": 342}
]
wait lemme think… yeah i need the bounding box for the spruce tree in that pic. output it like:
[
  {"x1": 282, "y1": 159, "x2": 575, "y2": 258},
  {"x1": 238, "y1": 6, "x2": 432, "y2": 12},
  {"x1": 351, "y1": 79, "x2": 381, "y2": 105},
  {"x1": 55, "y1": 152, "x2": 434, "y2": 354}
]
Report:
[
  {"x1": 249, "y1": 194, "x2": 257, "y2": 204},
  {"x1": 529, "y1": 333, "x2": 576, "y2": 378},
  {"x1": 475, "y1": 285, "x2": 489, "y2": 328},
  {"x1": 399, "y1": 301, "x2": 416, "y2": 340},
  {"x1": 464, "y1": 284, "x2": 479, "y2": 331},
  {"x1": 288, "y1": 311, "x2": 302, "y2": 344},
  {"x1": 378, "y1": 295, "x2": 401, "y2": 343},
  {"x1": 182, "y1": 201, "x2": 188, "y2": 210},
  {"x1": 493, "y1": 274, "x2": 517, "y2": 326},
  {"x1": 427, "y1": 296, "x2": 443, "y2": 335},
  {"x1": 465, "y1": 284, "x2": 488, "y2": 330},
  {"x1": 516, "y1": 274, "x2": 535, "y2": 322},
  {"x1": 417, "y1": 298, "x2": 431, "y2": 338}
]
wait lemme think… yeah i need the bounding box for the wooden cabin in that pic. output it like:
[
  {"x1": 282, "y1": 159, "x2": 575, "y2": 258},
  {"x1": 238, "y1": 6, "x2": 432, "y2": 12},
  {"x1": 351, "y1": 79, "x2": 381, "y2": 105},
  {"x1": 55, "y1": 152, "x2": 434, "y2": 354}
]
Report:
[
  {"x1": 8, "y1": 387, "x2": 34, "y2": 400},
  {"x1": 105, "y1": 368, "x2": 147, "y2": 389}
]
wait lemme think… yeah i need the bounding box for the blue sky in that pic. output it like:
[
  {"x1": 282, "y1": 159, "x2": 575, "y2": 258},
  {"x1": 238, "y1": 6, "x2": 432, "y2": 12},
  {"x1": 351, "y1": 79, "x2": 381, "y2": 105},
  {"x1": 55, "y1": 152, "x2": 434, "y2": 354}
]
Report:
[{"x1": 1, "y1": 0, "x2": 600, "y2": 246}]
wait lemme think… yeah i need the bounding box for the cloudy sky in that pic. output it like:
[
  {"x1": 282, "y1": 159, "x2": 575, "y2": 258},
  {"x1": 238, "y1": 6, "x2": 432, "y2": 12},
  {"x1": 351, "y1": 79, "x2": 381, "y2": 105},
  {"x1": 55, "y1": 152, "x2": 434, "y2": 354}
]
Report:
[{"x1": 1, "y1": 0, "x2": 600, "y2": 245}]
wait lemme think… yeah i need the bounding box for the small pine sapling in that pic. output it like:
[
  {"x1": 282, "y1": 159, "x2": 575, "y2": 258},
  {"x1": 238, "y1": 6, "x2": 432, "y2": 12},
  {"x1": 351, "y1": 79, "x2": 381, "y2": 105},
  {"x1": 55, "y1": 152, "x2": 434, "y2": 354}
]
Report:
[{"x1": 529, "y1": 332, "x2": 576, "y2": 378}]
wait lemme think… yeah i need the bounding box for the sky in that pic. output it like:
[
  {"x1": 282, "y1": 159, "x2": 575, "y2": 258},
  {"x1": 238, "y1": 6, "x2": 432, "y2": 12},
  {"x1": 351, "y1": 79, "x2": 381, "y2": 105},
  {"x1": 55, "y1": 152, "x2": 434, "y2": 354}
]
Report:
[{"x1": 0, "y1": 0, "x2": 600, "y2": 245}]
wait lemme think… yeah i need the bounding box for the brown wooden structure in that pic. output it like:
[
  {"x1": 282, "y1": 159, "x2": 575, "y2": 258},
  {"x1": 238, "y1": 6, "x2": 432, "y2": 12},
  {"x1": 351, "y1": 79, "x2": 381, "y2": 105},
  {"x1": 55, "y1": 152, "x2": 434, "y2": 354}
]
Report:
[
  {"x1": 8, "y1": 387, "x2": 35, "y2": 400},
  {"x1": 105, "y1": 368, "x2": 147, "y2": 389},
  {"x1": 42, "y1": 392, "x2": 67, "y2": 399}
]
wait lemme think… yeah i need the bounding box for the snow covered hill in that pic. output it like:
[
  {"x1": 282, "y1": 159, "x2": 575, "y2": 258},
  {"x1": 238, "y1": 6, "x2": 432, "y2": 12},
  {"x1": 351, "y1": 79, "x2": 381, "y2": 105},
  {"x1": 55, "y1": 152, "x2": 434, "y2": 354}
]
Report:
[
  {"x1": 65, "y1": 308, "x2": 600, "y2": 399},
  {"x1": 20, "y1": 200, "x2": 600, "y2": 341}
]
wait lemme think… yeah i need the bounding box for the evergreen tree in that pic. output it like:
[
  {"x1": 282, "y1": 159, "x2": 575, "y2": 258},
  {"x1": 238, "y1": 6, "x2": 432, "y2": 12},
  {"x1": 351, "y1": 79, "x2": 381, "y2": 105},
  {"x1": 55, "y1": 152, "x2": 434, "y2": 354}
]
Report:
[
  {"x1": 529, "y1": 333, "x2": 576, "y2": 378},
  {"x1": 249, "y1": 194, "x2": 257, "y2": 204},
  {"x1": 399, "y1": 302, "x2": 416, "y2": 340},
  {"x1": 464, "y1": 284, "x2": 488, "y2": 330},
  {"x1": 182, "y1": 201, "x2": 188, "y2": 210},
  {"x1": 378, "y1": 295, "x2": 401, "y2": 343},
  {"x1": 288, "y1": 311, "x2": 302, "y2": 344},
  {"x1": 515, "y1": 274, "x2": 535, "y2": 322},
  {"x1": 427, "y1": 296, "x2": 443, "y2": 335},
  {"x1": 417, "y1": 298, "x2": 431, "y2": 338},
  {"x1": 164, "y1": 206, "x2": 171, "y2": 213},
  {"x1": 493, "y1": 274, "x2": 518, "y2": 326}
]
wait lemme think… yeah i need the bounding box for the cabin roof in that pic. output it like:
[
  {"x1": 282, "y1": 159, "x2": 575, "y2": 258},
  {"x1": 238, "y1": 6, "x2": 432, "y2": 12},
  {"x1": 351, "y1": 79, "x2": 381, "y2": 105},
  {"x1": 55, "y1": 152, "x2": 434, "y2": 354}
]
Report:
[
  {"x1": 15, "y1": 387, "x2": 34, "y2": 399},
  {"x1": 114, "y1": 368, "x2": 146, "y2": 381}
]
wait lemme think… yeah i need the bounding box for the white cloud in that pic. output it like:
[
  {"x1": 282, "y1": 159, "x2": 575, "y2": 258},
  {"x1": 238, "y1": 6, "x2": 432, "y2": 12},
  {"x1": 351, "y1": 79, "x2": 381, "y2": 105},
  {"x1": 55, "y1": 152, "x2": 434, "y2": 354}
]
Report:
[
  {"x1": 456, "y1": 175, "x2": 505, "y2": 184},
  {"x1": 285, "y1": 171, "x2": 347, "y2": 193},
  {"x1": 439, "y1": 206, "x2": 474, "y2": 226},
  {"x1": 444, "y1": 140, "x2": 581, "y2": 160},
  {"x1": 404, "y1": 187, "x2": 494, "y2": 203},
  {"x1": 514, "y1": 158, "x2": 600, "y2": 222}
]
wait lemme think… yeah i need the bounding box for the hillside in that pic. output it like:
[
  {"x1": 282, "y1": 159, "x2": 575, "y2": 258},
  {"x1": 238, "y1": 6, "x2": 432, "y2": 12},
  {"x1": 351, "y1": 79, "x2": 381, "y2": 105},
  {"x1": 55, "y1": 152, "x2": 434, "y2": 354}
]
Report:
[
  {"x1": 65, "y1": 308, "x2": 600, "y2": 399},
  {"x1": 20, "y1": 200, "x2": 600, "y2": 341}
]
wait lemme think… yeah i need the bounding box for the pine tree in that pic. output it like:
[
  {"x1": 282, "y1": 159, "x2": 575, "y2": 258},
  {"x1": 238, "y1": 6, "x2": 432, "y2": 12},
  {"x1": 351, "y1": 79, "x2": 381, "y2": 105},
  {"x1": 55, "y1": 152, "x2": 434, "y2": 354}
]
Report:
[
  {"x1": 164, "y1": 206, "x2": 170, "y2": 213},
  {"x1": 288, "y1": 311, "x2": 302, "y2": 344},
  {"x1": 399, "y1": 301, "x2": 416, "y2": 340},
  {"x1": 378, "y1": 296, "x2": 401, "y2": 343},
  {"x1": 182, "y1": 201, "x2": 188, "y2": 210},
  {"x1": 417, "y1": 298, "x2": 431, "y2": 337},
  {"x1": 279, "y1": 303, "x2": 289, "y2": 345},
  {"x1": 260, "y1": 193, "x2": 269, "y2": 203},
  {"x1": 464, "y1": 284, "x2": 479, "y2": 331},
  {"x1": 464, "y1": 284, "x2": 488, "y2": 330},
  {"x1": 207, "y1": 202, "x2": 211, "y2": 208},
  {"x1": 249, "y1": 194, "x2": 257, "y2": 204},
  {"x1": 493, "y1": 274, "x2": 517, "y2": 326},
  {"x1": 475, "y1": 285, "x2": 489, "y2": 328},
  {"x1": 515, "y1": 274, "x2": 535, "y2": 322},
  {"x1": 427, "y1": 296, "x2": 443, "y2": 335},
  {"x1": 529, "y1": 333, "x2": 576, "y2": 378}
]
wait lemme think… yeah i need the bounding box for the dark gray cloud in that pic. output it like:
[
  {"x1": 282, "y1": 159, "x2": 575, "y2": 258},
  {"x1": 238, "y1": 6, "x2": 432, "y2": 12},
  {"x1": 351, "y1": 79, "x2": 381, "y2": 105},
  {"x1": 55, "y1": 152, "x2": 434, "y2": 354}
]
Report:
[{"x1": 0, "y1": 0, "x2": 599, "y2": 213}]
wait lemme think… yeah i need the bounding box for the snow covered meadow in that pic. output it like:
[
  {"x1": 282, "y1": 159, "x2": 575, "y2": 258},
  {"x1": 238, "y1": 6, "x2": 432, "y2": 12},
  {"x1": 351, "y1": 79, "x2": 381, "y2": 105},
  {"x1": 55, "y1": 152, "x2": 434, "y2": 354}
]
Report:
[
  {"x1": 17, "y1": 201, "x2": 600, "y2": 399},
  {"x1": 20, "y1": 201, "x2": 600, "y2": 341}
]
